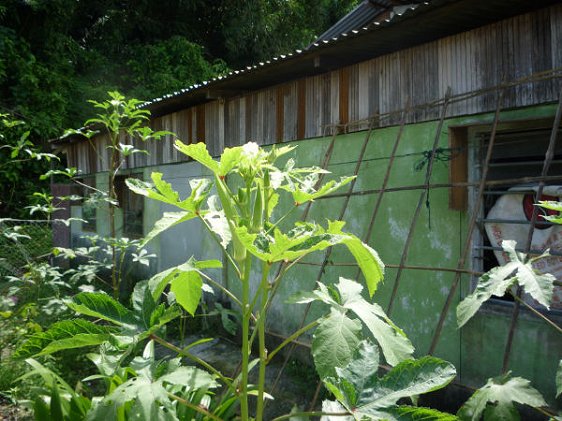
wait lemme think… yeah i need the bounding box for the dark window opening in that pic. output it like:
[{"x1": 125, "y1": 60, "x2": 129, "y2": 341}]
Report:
[{"x1": 472, "y1": 124, "x2": 562, "y2": 309}]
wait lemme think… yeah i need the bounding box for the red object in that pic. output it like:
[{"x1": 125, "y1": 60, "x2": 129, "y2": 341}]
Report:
[{"x1": 522, "y1": 194, "x2": 558, "y2": 229}]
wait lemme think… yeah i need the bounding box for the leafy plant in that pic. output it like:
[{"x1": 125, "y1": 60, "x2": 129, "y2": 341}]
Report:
[
  {"x1": 457, "y1": 373, "x2": 546, "y2": 421},
  {"x1": 87, "y1": 340, "x2": 219, "y2": 420},
  {"x1": 455, "y1": 205, "x2": 562, "y2": 419},
  {"x1": 457, "y1": 240, "x2": 555, "y2": 328},
  {"x1": 321, "y1": 340, "x2": 457, "y2": 420},
  {"x1": 17, "y1": 358, "x2": 92, "y2": 421},
  {"x1": 65, "y1": 91, "x2": 170, "y2": 299},
  {"x1": 292, "y1": 277, "x2": 413, "y2": 373},
  {"x1": 127, "y1": 140, "x2": 391, "y2": 420}
]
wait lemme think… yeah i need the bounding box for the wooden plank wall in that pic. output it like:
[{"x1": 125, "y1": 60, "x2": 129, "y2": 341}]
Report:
[{"x1": 66, "y1": 5, "x2": 562, "y2": 172}]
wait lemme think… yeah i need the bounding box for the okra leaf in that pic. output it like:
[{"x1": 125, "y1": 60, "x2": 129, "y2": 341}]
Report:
[
  {"x1": 288, "y1": 175, "x2": 356, "y2": 205},
  {"x1": 127, "y1": 173, "x2": 211, "y2": 213},
  {"x1": 217, "y1": 146, "x2": 244, "y2": 176},
  {"x1": 325, "y1": 354, "x2": 456, "y2": 420},
  {"x1": 338, "y1": 232, "x2": 384, "y2": 297},
  {"x1": 175, "y1": 141, "x2": 220, "y2": 174},
  {"x1": 14, "y1": 320, "x2": 116, "y2": 358},
  {"x1": 237, "y1": 221, "x2": 384, "y2": 296},
  {"x1": 170, "y1": 269, "x2": 203, "y2": 316},
  {"x1": 147, "y1": 259, "x2": 215, "y2": 301},
  {"x1": 457, "y1": 372, "x2": 546, "y2": 421},
  {"x1": 359, "y1": 357, "x2": 456, "y2": 411},
  {"x1": 67, "y1": 292, "x2": 137, "y2": 328},
  {"x1": 204, "y1": 195, "x2": 232, "y2": 248},
  {"x1": 87, "y1": 348, "x2": 217, "y2": 421},
  {"x1": 336, "y1": 340, "x2": 380, "y2": 396},
  {"x1": 338, "y1": 278, "x2": 413, "y2": 366},
  {"x1": 141, "y1": 211, "x2": 196, "y2": 246},
  {"x1": 457, "y1": 240, "x2": 555, "y2": 328},
  {"x1": 312, "y1": 309, "x2": 361, "y2": 380},
  {"x1": 457, "y1": 262, "x2": 518, "y2": 328},
  {"x1": 299, "y1": 278, "x2": 412, "y2": 367}
]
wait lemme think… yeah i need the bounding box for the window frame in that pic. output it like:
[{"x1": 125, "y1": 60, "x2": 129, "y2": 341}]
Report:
[{"x1": 466, "y1": 118, "x2": 562, "y2": 312}]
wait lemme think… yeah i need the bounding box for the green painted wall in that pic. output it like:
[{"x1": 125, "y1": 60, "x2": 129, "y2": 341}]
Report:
[{"x1": 78, "y1": 103, "x2": 562, "y2": 406}]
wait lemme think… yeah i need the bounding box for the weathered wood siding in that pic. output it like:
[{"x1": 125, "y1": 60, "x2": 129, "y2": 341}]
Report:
[{"x1": 66, "y1": 4, "x2": 562, "y2": 173}]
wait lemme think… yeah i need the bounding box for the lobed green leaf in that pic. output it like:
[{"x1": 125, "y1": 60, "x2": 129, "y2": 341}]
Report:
[
  {"x1": 312, "y1": 309, "x2": 361, "y2": 380},
  {"x1": 67, "y1": 292, "x2": 137, "y2": 328},
  {"x1": 14, "y1": 320, "x2": 116, "y2": 358},
  {"x1": 457, "y1": 373, "x2": 546, "y2": 421},
  {"x1": 457, "y1": 240, "x2": 555, "y2": 328}
]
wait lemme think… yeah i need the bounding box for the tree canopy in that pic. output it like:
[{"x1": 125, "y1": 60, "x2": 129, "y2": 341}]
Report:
[{"x1": 0, "y1": 0, "x2": 358, "y2": 217}]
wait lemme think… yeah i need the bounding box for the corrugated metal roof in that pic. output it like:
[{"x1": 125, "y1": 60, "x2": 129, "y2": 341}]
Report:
[
  {"x1": 311, "y1": 1, "x2": 389, "y2": 45},
  {"x1": 311, "y1": 0, "x2": 426, "y2": 45}
]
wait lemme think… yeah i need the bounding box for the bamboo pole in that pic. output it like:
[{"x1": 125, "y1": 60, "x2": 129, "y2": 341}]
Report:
[{"x1": 428, "y1": 88, "x2": 505, "y2": 355}]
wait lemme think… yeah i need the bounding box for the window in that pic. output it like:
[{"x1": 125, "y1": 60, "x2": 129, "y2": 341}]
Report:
[
  {"x1": 115, "y1": 174, "x2": 144, "y2": 238},
  {"x1": 468, "y1": 119, "x2": 562, "y2": 310},
  {"x1": 81, "y1": 177, "x2": 97, "y2": 232}
]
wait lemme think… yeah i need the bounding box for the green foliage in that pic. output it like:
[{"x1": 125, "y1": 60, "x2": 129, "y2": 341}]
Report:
[
  {"x1": 457, "y1": 240, "x2": 555, "y2": 327},
  {"x1": 0, "y1": 114, "x2": 52, "y2": 218},
  {"x1": 126, "y1": 174, "x2": 212, "y2": 246},
  {"x1": 457, "y1": 372, "x2": 546, "y2": 421},
  {"x1": 0, "y1": 0, "x2": 359, "y2": 217},
  {"x1": 17, "y1": 140, "x2": 399, "y2": 421},
  {"x1": 14, "y1": 319, "x2": 116, "y2": 359},
  {"x1": 6, "y1": 91, "x2": 558, "y2": 421},
  {"x1": 15, "y1": 281, "x2": 182, "y2": 359},
  {"x1": 322, "y1": 341, "x2": 456, "y2": 420},
  {"x1": 295, "y1": 277, "x2": 413, "y2": 369},
  {"x1": 88, "y1": 341, "x2": 218, "y2": 420},
  {"x1": 537, "y1": 201, "x2": 562, "y2": 224},
  {"x1": 313, "y1": 309, "x2": 362, "y2": 380},
  {"x1": 18, "y1": 358, "x2": 91, "y2": 421}
]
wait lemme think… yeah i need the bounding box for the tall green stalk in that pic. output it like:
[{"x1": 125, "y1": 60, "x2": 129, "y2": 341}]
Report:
[
  {"x1": 256, "y1": 262, "x2": 271, "y2": 421},
  {"x1": 240, "y1": 254, "x2": 253, "y2": 421}
]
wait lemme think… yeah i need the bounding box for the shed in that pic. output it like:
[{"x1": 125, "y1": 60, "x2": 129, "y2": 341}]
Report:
[{"x1": 53, "y1": 0, "x2": 562, "y2": 408}]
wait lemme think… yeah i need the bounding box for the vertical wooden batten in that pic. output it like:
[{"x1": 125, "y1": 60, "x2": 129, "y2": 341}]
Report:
[
  {"x1": 196, "y1": 105, "x2": 205, "y2": 143},
  {"x1": 297, "y1": 79, "x2": 306, "y2": 140},
  {"x1": 245, "y1": 96, "x2": 252, "y2": 143},
  {"x1": 187, "y1": 108, "x2": 193, "y2": 144},
  {"x1": 339, "y1": 67, "x2": 350, "y2": 126},
  {"x1": 449, "y1": 126, "x2": 468, "y2": 210},
  {"x1": 276, "y1": 85, "x2": 285, "y2": 143}
]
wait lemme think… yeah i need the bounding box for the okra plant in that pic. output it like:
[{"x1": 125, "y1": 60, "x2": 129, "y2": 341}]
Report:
[{"x1": 123, "y1": 140, "x2": 458, "y2": 420}]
